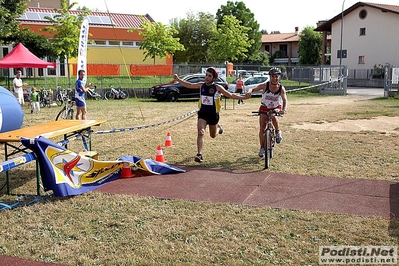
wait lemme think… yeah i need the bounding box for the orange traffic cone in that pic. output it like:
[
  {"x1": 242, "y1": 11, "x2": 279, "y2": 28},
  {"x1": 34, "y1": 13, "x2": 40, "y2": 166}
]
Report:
[
  {"x1": 155, "y1": 145, "x2": 165, "y2": 162},
  {"x1": 120, "y1": 162, "x2": 134, "y2": 178},
  {"x1": 165, "y1": 132, "x2": 172, "y2": 147}
]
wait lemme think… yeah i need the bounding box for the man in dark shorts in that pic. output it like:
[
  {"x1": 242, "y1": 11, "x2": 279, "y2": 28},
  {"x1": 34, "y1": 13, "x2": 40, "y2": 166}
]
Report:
[{"x1": 173, "y1": 68, "x2": 250, "y2": 162}]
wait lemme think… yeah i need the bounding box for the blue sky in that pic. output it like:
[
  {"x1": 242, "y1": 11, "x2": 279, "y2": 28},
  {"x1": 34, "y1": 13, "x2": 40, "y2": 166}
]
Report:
[{"x1": 76, "y1": 0, "x2": 399, "y2": 33}]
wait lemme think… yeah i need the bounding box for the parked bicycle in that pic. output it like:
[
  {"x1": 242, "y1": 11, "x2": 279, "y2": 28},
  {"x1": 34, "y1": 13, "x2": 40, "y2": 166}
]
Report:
[
  {"x1": 104, "y1": 85, "x2": 129, "y2": 100},
  {"x1": 55, "y1": 97, "x2": 75, "y2": 120},
  {"x1": 39, "y1": 88, "x2": 51, "y2": 108},
  {"x1": 86, "y1": 86, "x2": 103, "y2": 100},
  {"x1": 252, "y1": 109, "x2": 283, "y2": 169},
  {"x1": 55, "y1": 87, "x2": 73, "y2": 106}
]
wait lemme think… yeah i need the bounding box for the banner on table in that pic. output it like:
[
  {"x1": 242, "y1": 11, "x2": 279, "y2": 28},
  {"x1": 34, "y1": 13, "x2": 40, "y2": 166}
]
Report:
[
  {"x1": 20, "y1": 136, "x2": 123, "y2": 197},
  {"x1": 20, "y1": 137, "x2": 186, "y2": 197}
]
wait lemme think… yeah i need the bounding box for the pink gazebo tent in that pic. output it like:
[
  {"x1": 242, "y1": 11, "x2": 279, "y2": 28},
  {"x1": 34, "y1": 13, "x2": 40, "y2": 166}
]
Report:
[{"x1": 0, "y1": 43, "x2": 56, "y2": 69}]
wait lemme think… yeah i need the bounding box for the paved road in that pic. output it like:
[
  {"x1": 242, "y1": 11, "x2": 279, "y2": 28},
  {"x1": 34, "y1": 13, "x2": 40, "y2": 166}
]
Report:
[{"x1": 347, "y1": 87, "x2": 385, "y2": 98}]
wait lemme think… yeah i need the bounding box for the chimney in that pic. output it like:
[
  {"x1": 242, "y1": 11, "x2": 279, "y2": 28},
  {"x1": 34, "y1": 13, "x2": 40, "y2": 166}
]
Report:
[{"x1": 295, "y1": 27, "x2": 299, "y2": 35}]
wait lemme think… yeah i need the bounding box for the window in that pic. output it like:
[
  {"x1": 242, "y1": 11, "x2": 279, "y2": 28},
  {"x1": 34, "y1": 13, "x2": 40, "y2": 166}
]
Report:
[
  {"x1": 122, "y1": 41, "x2": 134, "y2": 46},
  {"x1": 358, "y1": 56, "x2": 365, "y2": 64},
  {"x1": 360, "y1": 28, "x2": 366, "y2": 36},
  {"x1": 359, "y1": 9, "x2": 367, "y2": 19},
  {"x1": 337, "y1": 50, "x2": 347, "y2": 59},
  {"x1": 279, "y1": 44, "x2": 288, "y2": 57},
  {"x1": 108, "y1": 41, "x2": 120, "y2": 46},
  {"x1": 93, "y1": 40, "x2": 106, "y2": 45}
]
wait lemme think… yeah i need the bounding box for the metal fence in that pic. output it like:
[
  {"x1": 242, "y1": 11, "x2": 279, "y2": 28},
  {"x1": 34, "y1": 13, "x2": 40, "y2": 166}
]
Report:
[{"x1": 5, "y1": 62, "x2": 392, "y2": 97}]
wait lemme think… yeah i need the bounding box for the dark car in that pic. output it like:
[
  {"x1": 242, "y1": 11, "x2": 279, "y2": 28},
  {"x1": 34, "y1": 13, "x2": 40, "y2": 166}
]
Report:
[{"x1": 150, "y1": 73, "x2": 229, "y2": 102}]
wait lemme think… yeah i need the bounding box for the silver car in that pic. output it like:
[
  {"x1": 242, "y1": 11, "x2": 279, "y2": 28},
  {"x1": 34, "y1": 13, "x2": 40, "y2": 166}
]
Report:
[{"x1": 229, "y1": 75, "x2": 269, "y2": 96}]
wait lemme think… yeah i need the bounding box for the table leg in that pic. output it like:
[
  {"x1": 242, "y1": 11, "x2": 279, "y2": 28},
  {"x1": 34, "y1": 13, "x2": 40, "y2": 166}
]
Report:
[
  {"x1": 5, "y1": 143, "x2": 9, "y2": 195},
  {"x1": 36, "y1": 160, "x2": 41, "y2": 196}
]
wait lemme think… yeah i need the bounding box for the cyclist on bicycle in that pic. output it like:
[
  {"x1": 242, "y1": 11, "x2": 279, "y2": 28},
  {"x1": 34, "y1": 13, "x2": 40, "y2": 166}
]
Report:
[{"x1": 247, "y1": 67, "x2": 288, "y2": 157}]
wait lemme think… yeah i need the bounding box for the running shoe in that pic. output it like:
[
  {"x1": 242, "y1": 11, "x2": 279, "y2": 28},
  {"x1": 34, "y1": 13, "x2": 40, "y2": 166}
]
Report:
[
  {"x1": 194, "y1": 153, "x2": 203, "y2": 163},
  {"x1": 218, "y1": 124, "x2": 224, "y2": 134},
  {"x1": 258, "y1": 147, "x2": 265, "y2": 157}
]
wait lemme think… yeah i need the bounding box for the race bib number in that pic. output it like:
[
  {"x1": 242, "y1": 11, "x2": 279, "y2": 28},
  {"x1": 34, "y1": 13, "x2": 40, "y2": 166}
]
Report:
[{"x1": 201, "y1": 95, "x2": 213, "y2": 105}]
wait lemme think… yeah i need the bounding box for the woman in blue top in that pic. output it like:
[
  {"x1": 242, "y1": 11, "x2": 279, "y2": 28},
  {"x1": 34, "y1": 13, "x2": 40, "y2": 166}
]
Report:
[
  {"x1": 173, "y1": 68, "x2": 250, "y2": 163},
  {"x1": 75, "y1": 69, "x2": 93, "y2": 120}
]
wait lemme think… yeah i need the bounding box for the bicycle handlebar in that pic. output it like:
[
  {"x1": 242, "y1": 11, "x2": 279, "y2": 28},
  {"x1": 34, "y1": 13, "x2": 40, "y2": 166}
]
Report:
[{"x1": 252, "y1": 109, "x2": 282, "y2": 116}]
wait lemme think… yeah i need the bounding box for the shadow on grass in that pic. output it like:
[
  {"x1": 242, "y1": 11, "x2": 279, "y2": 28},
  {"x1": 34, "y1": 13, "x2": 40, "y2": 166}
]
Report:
[{"x1": 0, "y1": 169, "x2": 37, "y2": 196}]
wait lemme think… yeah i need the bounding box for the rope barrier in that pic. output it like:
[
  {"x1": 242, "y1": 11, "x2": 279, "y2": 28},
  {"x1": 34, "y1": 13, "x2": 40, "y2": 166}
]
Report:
[
  {"x1": 94, "y1": 108, "x2": 199, "y2": 134},
  {"x1": 286, "y1": 81, "x2": 333, "y2": 93}
]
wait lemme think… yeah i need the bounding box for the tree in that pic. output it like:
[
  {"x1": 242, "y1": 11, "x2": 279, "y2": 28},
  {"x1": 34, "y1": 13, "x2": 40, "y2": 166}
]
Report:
[
  {"x1": 216, "y1": 1, "x2": 261, "y2": 63},
  {"x1": 298, "y1": 26, "x2": 322, "y2": 65},
  {"x1": 0, "y1": 0, "x2": 28, "y2": 44},
  {"x1": 207, "y1": 15, "x2": 253, "y2": 63},
  {"x1": 171, "y1": 12, "x2": 216, "y2": 63},
  {"x1": 248, "y1": 50, "x2": 269, "y2": 66},
  {"x1": 13, "y1": 28, "x2": 56, "y2": 58},
  {"x1": 129, "y1": 20, "x2": 185, "y2": 64},
  {"x1": 41, "y1": 0, "x2": 91, "y2": 69}
]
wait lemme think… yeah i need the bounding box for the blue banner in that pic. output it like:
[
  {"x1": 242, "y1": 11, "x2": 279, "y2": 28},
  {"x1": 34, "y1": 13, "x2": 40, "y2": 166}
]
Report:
[{"x1": 20, "y1": 136, "x2": 123, "y2": 197}]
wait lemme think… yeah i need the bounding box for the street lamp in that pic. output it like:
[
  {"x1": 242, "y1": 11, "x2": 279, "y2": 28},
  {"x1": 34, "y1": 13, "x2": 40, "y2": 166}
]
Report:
[{"x1": 339, "y1": 0, "x2": 346, "y2": 89}]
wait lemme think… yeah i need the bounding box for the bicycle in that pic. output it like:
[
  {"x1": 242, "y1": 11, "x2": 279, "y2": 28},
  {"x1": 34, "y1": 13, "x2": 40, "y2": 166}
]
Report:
[
  {"x1": 39, "y1": 88, "x2": 51, "y2": 108},
  {"x1": 104, "y1": 85, "x2": 129, "y2": 100},
  {"x1": 86, "y1": 86, "x2": 103, "y2": 100},
  {"x1": 252, "y1": 109, "x2": 283, "y2": 169},
  {"x1": 55, "y1": 97, "x2": 75, "y2": 120},
  {"x1": 55, "y1": 87, "x2": 72, "y2": 106}
]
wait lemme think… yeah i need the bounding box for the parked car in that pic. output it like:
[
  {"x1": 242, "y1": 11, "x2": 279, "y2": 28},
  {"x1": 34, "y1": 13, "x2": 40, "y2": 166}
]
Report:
[
  {"x1": 228, "y1": 75, "x2": 269, "y2": 96},
  {"x1": 150, "y1": 73, "x2": 229, "y2": 102}
]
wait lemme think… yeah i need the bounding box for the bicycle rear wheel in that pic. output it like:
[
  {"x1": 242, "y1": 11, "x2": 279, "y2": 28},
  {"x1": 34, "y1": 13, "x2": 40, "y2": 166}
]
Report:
[
  {"x1": 264, "y1": 129, "x2": 272, "y2": 169},
  {"x1": 120, "y1": 90, "x2": 129, "y2": 99},
  {"x1": 56, "y1": 94, "x2": 63, "y2": 106}
]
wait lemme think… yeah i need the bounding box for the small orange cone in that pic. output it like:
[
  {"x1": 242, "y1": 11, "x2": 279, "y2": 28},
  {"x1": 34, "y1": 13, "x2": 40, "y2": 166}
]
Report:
[
  {"x1": 165, "y1": 132, "x2": 172, "y2": 147},
  {"x1": 120, "y1": 162, "x2": 134, "y2": 178},
  {"x1": 155, "y1": 145, "x2": 165, "y2": 162}
]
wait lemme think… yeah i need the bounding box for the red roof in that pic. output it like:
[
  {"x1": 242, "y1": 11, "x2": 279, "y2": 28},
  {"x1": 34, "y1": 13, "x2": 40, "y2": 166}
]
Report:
[
  {"x1": 261, "y1": 33, "x2": 300, "y2": 43},
  {"x1": 18, "y1": 7, "x2": 153, "y2": 29}
]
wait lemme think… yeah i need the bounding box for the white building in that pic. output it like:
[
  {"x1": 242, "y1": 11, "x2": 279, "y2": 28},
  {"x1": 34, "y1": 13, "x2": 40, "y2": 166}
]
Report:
[{"x1": 316, "y1": 2, "x2": 399, "y2": 72}]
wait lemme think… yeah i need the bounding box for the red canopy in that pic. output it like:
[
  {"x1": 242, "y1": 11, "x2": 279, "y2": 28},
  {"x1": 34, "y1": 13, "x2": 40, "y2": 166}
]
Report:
[{"x1": 0, "y1": 43, "x2": 56, "y2": 69}]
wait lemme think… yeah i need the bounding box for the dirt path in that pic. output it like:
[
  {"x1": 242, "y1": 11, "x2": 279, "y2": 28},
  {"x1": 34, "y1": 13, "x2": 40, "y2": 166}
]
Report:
[{"x1": 290, "y1": 91, "x2": 399, "y2": 134}]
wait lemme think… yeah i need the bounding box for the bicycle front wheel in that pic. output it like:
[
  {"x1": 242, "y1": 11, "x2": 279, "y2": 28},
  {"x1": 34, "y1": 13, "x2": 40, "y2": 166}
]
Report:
[
  {"x1": 264, "y1": 129, "x2": 272, "y2": 169},
  {"x1": 105, "y1": 91, "x2": 115, "y2": 100},
  {"x1": 66, "y1": 109, "x2": 74, "y2": 120},
  {"x1": 55, "y1": 107, "x2": 66, "y2": 121}
]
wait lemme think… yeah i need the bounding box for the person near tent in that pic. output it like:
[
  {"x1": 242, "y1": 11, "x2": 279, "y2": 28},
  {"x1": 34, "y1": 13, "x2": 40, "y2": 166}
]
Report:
[{"x1": 13, "y1": 70, "x2": 28, "y2": 106}]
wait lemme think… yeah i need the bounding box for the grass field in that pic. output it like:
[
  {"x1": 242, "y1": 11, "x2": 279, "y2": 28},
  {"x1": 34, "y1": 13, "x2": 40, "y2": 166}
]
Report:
[{"x1": 0, "y1": 91, "x2": 399, "y2": 265}]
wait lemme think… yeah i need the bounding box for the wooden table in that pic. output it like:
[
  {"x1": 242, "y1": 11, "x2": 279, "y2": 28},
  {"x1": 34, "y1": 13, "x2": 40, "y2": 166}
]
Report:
[{"x1": 0, "y1": 120, "x2": 105, "y2": 195}]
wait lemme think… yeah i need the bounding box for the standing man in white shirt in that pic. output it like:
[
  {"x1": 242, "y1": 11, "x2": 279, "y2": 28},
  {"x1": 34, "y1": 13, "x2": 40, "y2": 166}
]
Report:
[{"x1": 13, "y1": 70, "x2": 28, "y2": 106}]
